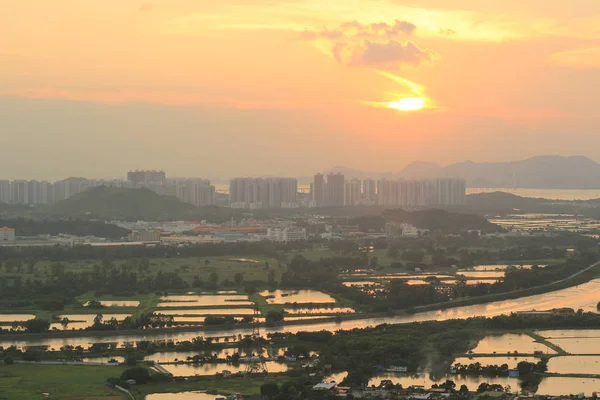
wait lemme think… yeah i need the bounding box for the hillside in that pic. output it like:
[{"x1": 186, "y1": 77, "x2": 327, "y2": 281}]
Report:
[
  {"x1": 384, "y1": 209, "x2": 502, "y2": 233},
  {"x1": 0, "y1": 218, "x2": 128, "y2": 239},
  {"x1": 351, "y1": 209, "x2": 501, "y2": 233},
  {"x1": 463, "y1": 191, "x2": 600, "y2": 216},
  {"x1": 35, "y1": 187, "x2": 237, "y2": 222},
  {"x1": 323, "y1": 155, "x2": 600, "y2": 189}
]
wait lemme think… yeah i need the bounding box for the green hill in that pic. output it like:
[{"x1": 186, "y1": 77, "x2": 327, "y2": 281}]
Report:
[
  {"x1": 351, "y1": 208, "x2": 502, "y2": 233},
  {"x1": 38, "y1": 186, "x2": 212, "y2": 221}
]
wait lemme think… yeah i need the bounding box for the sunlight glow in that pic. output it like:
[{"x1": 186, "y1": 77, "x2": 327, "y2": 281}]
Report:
[{"x1": 387, "y1": 97, "x2": 426, "y2": 111}]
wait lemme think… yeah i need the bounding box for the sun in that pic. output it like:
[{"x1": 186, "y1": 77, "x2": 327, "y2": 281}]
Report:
[{"x1": 387, "y1": 97, "x2": 426, "y2": 111}]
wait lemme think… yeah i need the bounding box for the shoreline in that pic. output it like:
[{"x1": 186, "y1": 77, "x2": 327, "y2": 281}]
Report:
[{"x1": 2, "y1": 260, "x2": 599, "y2": 343}]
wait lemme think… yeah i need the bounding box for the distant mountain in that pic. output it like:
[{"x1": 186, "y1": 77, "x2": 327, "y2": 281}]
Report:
[
  {"x1": 443, "y1": 156, "x2": 600, "y2": 189},
  {"x1": 398, "y1": 161, "x2": 444, "y2": 179},
  {"x1": 38, "y1": 187, "x2": 237, "y2": 222},
  {"x1": 323, "y1": 156, "x2": 600, "y2": 189},
  {"x1": 323, "y1": 166, "x2": 397, "y2": 180}
]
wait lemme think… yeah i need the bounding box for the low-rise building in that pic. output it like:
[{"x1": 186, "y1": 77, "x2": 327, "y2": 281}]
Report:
[
  {"x1": 267, "y1": 227, "x2": 307, "y2": 242},
  {"x1": 127, "y1": 230, "x2": 161, "y2": 242},
  {"x1": 0, "y1": 227, "x2": 15, "y2": 241}
]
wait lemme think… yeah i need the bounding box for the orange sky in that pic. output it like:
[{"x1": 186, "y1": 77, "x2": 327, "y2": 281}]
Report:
[{"x1": 1, "y1": 0, "x2": 600, "y2": 180}]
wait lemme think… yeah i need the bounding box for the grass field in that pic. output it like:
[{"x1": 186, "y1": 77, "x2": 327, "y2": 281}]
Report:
[
  {"x1": 0, "y1": 364, "x2": 129, "y2": 400},
  {"x1": 137, "y1": 375, "x2": 288, "y2": 398}
]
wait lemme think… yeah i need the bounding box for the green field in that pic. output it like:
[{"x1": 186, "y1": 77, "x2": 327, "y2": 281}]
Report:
[
  {"x1": 137, "y1": 375, "x2": 288, "y2": 398},
  {"x1": 0, "y1": 364, "x2": 130, "y2": 400}
]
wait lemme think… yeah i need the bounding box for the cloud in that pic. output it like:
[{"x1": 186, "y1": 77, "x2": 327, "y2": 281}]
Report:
[
  {"x1": 301, "y1": 19, "x2": 437, "y2": 71},
  {"x1": 343, "y1": 40, "x2": 438, "y2": 69},
  {"x1": 303, "y1": 19, "x2": 417, "y2": 41},
  {"x1": 550, "y1": 46, "x2": 600, "y2": 69}
]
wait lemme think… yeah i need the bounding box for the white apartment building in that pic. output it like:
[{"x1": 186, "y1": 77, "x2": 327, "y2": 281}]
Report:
[
  {"x1": 0, "y1": 227, "x2": 15, "y2": 241},
  {"x1": 267, "y1": 227, "x2": 307, "y2": 242}
]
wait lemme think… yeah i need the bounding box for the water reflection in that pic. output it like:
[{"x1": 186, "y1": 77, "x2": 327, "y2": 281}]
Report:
[
  {"x1": 259, "y1": 290, "x2": 336, "y2": 304},
  {"x1": 284, "y1": 308, "x2": 355, "y2": 314},
  {"x1": 85, "y1": 300, "x2": 140, "y2": 307},
  {"x1": 146, "y1": 392, "x2": 227, "y2": 400},
  {"x1": 158, "y1": 309, "x2": 255, "y2": 316},
  {"x1": 368, "y1": 373, "x2": 516, "y2": 390},
  {"x1": 536, "y1": 329, "x2": 600, "y2": 338},
  {"x1": 158, "y1": 295, "x2": 252, "y2": 307},
  {"x1": 0, "y1": 314, "x2": 35, "y2": 322},
  {"x1": 537, "y1": 377, "x2": 600, "y2": 396},
  {"x1": 4, "y1": 280, "x2": 600, "y2": 350},
  {"x1": 548, "y1": 356, "x2": 600, "y2": 374},
  {"x1": 453, "y1": 356, "x2": 538, "y2": 369},
  {"x1": 548, "y1": 338, "x2": 600, "y2": 354},
  {"x1": 470, "y1": 334, "x2": 555, "y2": 354},
  {"x1": 161, "y1": 361, "x2": 288, "y2": 376}
]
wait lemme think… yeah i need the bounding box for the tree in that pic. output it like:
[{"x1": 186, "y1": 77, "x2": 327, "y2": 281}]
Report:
[
  {"x1": 369, "y1": 256, "x2": 378, "y2": 268},
  {"x1": 459, "y1": 385, "x2": 469, "y2": 394},
  {"x1": 209, "y1": 271, "x2": 219, "y2": 284},
  {"x1": 265, "y1": 310, "x2": 284, "y2": 325},
  {"x1": 261, "y1": 383, "x2": 280, "y2": 399},
  {"x1": 22, "y1": 319, "x2": 50, "y2": 333},
  {"x1": 234, "y1": 272, "x2": 244, "y2": 285},
  {"x1": 387, "y1": 246, "x2": 399, "y2": 259},
  {"x1": 93, "y1": 313, "x2": 104, "y2": 325},
  {"x1": 87, "y1": 300, "x2": 104, "y2": 309},
  {"x1": 120, "y1": 367, "x2": 151, "y2": 384}
]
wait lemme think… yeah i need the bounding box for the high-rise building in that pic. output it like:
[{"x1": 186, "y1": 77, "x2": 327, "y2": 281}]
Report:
[
  {"x1": 363, "y1": 179, "x2": 377, "y2": 202},
  {"x1": 312, "y1": 174, "x2": 325, "y2": 207},
  {"x1": 344, "y1": 179, "x2": 361, "y2": 206},
  {"x1": 325, "y1": 173, "x2": 345, "y2": 207},
  {"x1": 0, "y1": 180, "x2": 11, "y2": 204},
  {"x1": 229, "y1": 177, "x2": 298, "y2": 209},
  {"x1": 127, "y1": 170, "x2": 166, "y2": 185}
]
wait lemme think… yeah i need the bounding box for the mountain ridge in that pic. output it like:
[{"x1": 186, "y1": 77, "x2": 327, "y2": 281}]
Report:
[{"x1": 322, "y1": 155, "x2": 600, "y2": 189}]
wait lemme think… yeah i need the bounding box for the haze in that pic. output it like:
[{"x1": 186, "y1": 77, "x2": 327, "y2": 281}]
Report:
[{"x1": 2, "y1": 0, "x2": 600, "y2": 180}]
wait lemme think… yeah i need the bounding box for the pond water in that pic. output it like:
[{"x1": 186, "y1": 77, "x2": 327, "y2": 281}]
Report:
[
  {"x1": 324, "y1": 371, "x2": 348, "y2": 383},
  {"x1": 342, "y1": 281, "x2": 379, "y2": 287},
  {"x1": 547, "y1": 356, "x2": 600, "y2": 374},
  {"x1": 549, "y1": 338, "x2": 600, "y2": 354},
  {"x1": 470, "y1": 334, "x2": 555, "y2": 355},
  {"x1": 259, "y1": 290, "x2": 336, "y2": 304},
  {"x1": 452, "y1": 356, "x2": 538, "y2": 369},
  {"x1": 84, "y1": 300, "x2": 140, "y2": 307},
  {"x1": 161, "y1": 361, "x2": 289, "y2": 376},
  {"x1": 146, "y1": 392, "x2": 228, "y2": 400},
  {"x1": 5, "y1": 280, "x2": 600, "y2": 351},
  {"x1": 375, "y1": 275, "x2": 454, "y2": 280},
  {"x1": 0, "y1": 314, "x2": 35, "y2": 322},
  {"x1": 537, "y1": 377, "x2": 600, "y2": 396},
  {"x1": 82, "y1": 355, "x2": 126, "y2": 363},
  {"x1": 158, "y1": 295, "x2": 253, "y2": 307},
  {"x1": 368, "y1": 373, "x2": 516, "y2": 390},
  {"x1": 157, "y1": 309, "x2": 256, "y2": 316},
  {"x1": 284, "y1": 307, "x2": 355, "y2": 314},
  {"x1": 456, "y1": 271, "x2": 506, "y2": 279},
  {"x1": 470, "y1": 265, "x2": 544, "y2": 271},
  {"x1": 536, "y1": 329, "x2": 600, "y2": 339},
  {"x1": 50, "y1": 314, "x2": 131, "y2": 330}
]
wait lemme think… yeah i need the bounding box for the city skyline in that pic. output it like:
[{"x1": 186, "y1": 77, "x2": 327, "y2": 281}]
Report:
[{"x1": 2, "y1": 1, "x2": 600, "y2": 179}]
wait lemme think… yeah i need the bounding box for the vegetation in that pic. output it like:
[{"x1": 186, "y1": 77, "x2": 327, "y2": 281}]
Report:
[
  {"x1": 0, "y1": 217, "x2": 128, "y2": 239},
  {"x1": 0, "y1": 363, "x2": 130, "y2": 399}
]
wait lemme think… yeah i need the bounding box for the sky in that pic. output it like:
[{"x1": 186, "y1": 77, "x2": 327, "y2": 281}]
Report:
[{"x1": 1, "y1": 0, "x2": 600, "y2": 180}]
